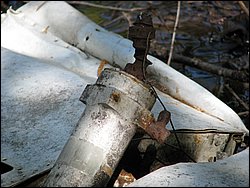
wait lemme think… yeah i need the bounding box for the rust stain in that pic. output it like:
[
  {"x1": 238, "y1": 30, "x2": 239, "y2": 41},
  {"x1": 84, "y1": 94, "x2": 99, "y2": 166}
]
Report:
[
  {"x1": 101, "y1": 164, "x2": 113, "y2": 177},
  {"x1": 194, "y1": 134, "x2": 203, "y2": 144},
  {"x1": 97, "y1": 60, "x2": 109, "y2": 77},
  {"x1": 138, "y1": 110, "x2": 155, "y2": 130},
  {"x1": 137, "y1": 110, "x2": 171, "y2": 144},
  {"x1": 150, "y1": 79, "x2": 225, "y2": 122},
  {"x1": 111, "y1": 91, "x2": 120, "y2": 103}
]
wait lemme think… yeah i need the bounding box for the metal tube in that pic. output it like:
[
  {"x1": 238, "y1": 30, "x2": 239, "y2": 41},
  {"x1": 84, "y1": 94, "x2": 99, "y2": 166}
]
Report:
[{"x1": 43, "y1": 68, "x2": 156, "y2": 187}]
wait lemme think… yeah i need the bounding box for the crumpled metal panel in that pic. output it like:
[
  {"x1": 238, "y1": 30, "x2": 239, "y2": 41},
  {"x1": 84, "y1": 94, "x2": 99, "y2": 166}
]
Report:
[{"x1": 1, "y1": 1, "x2": 248, "y2": 187}]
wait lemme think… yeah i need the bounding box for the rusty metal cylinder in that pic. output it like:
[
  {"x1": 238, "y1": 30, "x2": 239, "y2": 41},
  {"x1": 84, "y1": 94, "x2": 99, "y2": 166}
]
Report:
[{"x1": 43, "y1": 68, "x2": 156, "y2": 187}]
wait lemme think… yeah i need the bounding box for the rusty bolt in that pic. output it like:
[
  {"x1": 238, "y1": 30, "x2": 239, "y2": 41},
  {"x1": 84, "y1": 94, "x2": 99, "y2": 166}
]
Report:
[
  {"x1": 138, "y1": 110, "x2": 171, "y2": 144},
  {"x1": 146, "y1": 110, "x2": 171, "y2": 144}
]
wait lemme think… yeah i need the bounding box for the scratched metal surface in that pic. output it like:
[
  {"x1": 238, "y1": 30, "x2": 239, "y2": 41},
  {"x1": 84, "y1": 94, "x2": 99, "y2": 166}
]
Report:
[{"x1": 1, "y1": 48, "x2": 88, "y2": 187}]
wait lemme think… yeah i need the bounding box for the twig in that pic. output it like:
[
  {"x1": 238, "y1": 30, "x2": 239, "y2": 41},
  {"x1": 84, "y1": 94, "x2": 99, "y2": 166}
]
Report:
[
  {"x1": 238, "y1": 1, "x2": 249, "y2": 17},
  {"x1": 67, "y1": 1, "x2": 147, "y2": 12},
  {"x1": 224, "y1": 84, "x2": 249, "y2": 111},
  {"x1": 102, "y1": 15, "x2": 124, "y2": 27},
  {"x1": 122, "y1": 12, "x2": 133, "y2": 27},
  {"x1": 167, "y1": 1, "x2": 181, "y2": 65},
  {"x1": 149, "y1": 41, "x2": 249, "y2": 82},
  {"x1": 238, "y1": 111, "x2": 249, "y2": 116},
  {"x1": 171, "y1": 54, "x2": 249, "y2": 83}
]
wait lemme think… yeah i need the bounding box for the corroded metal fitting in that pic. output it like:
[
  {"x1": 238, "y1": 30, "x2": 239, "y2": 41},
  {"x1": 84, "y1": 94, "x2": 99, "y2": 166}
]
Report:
[
  {"x1": 137, "y1": 109, "x2": 171, "y2": 144},
  {"x1": 124, "y1": 12, "x2": 155, "y2": 81},
  {"x1": 81, "y1": 68, "x2": 171, "y2": 144},
  {"x1": 44, "y1": 68, "x2": 171, "y2": 187}
]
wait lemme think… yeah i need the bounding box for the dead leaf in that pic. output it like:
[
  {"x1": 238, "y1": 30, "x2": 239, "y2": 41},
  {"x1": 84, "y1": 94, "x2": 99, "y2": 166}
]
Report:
[{"x1": 114, "y1": 169, "x2": 136, "y2": 187}]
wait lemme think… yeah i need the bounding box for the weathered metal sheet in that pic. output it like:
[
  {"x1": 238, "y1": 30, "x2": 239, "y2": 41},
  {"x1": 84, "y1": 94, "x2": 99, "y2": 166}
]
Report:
[
  {"x1": 128, "y1": 148, "x2": 249, "y2": 187},
  {"x1": 1, "y1": 1, "x2": 248, "y2": 187},
  {"x1": 1, "y1": 48, "x2": 89, "y2": 187}
]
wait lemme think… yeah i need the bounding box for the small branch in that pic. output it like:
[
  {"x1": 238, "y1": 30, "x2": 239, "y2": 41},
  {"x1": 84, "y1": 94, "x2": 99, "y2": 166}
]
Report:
[
  {"x1": 224, "y1": 84, "x2": 249, "y2": 111},
  {"x1": 102, "y1": 15, "x2": 124, "y2": 27},
  {"x1": 122, "y1": 12, "x2": 133, "y2": 26},
  {"x1": 167, "y1": 1, "x2": 181, "y2": 65},
  {"x1": 238, "y1": 1, "x2": 249, "y2": 17},
  {"x1": 238, "y1": 111, "x2": 249, "y2": 116},
  {"x1": 172, "y1": 54, "x2": 249, "y2": 83},
  {"x1": 149, "y1": 42, "x2": 249, "y2": 83},
  {"x1": 67, "y1": 1, "x2": 147, "y2": 12}
]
